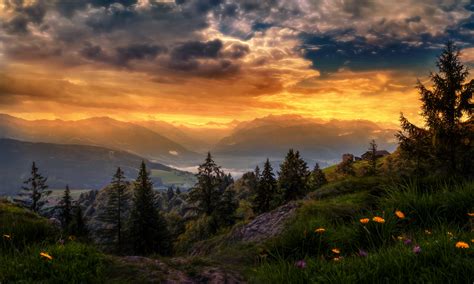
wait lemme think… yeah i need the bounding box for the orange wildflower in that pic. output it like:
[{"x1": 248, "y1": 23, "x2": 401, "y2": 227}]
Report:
[
  {"x1": 314, "y1": 228, "x2": 326, "y2": 234},
  {"x1": 331, "y1": 248, "x2": 341, "y2": 254},
  {"x1": 372, "y1": 216, "x2": 385, "y2": 223},
  {"x1": 395, "y1": 210, "x2": 405, "y2": 219},
  {"x1": 2, "y1": 234, "x2": 11, "y2": 240},
  {"x1": 359, "y1": 218, "x2": 369, "y2": 224},
  {"x1": 468, "y1": 213, "x2": 474, "y2": 217},
  {"x1": 455, "y1": 242, "x2": 470, "y2": 249},
  {"x1": 40, "y1": 252, "x2": 53, "y2": 260}
]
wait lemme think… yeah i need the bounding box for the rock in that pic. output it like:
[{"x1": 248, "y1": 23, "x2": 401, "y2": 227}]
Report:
[{"x1": 229, "y1": 202, "x2": 299, "y2": 243}]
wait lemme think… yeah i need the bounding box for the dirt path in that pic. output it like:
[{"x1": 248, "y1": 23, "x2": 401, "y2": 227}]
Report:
[{"x1": 108, "y1": 255, "x2": 245, "y2": 283}]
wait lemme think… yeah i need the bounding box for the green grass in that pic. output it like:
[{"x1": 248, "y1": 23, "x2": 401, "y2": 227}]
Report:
[
  {"x1": 0, "y1": 242, "x2": 106, "y2": 283},
  {"x1": 252, "y1": 229, "x2": 473, "y2": 283},
  {"x1": 0, "y1": 198, "x2": 107, "y2": 283},
  {"x1": 246, "y1": 179, "x2": 474, "y2": 283},
  {"x1": 0, "y1": 199, "x2": 59, "y2": 249},
  {"x1": 49, "y1": 189, "x2": 92, "y2": 200}
]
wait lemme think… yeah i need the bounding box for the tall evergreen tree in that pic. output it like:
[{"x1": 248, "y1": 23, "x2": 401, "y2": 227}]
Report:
[
  {"x1": 254, "y1": 165, "x2": 261, "y2": 183},
  {"x1": 397, "y1": 42, "x2": 473, "y2": 175},
  {"x1": 368, "y1": 140, "x2": 378, "y2": 175},
  {"x1": 70, "y1": 205, "x2": 87, "y2": 238},
  {"x1": 167, "y1": 187, "x2": 175, "y2": 201},
  {"x1": 307, "y1": 163, "x2": 327, "y2": 190},
  {"x1": 129, "y1": 161, "x2": 170, "y2": 255},
  {"x1": 214, "y1": 188, "x2": 239, "y2": 227},
  {"x1": 59, "y1": 185, "x2": 73, "y2": 229},
  {"x1": 252, "y1": 159, "x2": 278, "y2": 214},
  {"x1": 188, "y1": 152, "x2": 225, "y2": 216},
  {"x1": 98, "y1": 167, "x2": 130, "y2": 253},
  {"x1": 19, "y1": 162, "x2": 51, "y2": 213},
  {"x1": 278, "y1": 149, "x2": 310, "y2": 201}
]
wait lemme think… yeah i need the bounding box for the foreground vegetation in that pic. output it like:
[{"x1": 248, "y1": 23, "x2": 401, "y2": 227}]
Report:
[{"x1": 249, "y1": 179, "x2": 474, "y2": 283}]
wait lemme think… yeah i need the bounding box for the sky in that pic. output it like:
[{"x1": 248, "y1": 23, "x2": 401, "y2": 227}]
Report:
[{"x1": 0, "y1": 0, "x2": 473, "y2": 127}]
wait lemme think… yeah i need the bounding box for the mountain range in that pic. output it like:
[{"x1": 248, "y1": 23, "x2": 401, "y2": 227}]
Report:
[
  {"x1": 0, "y1": 113, "x2": 399, "y2": 172},
  {"x1": 0, "y1": 138, "x2": 195, "y2": 196},
  {"x1": 0, "y1": 114, "x2": 199, "y2": 164}
]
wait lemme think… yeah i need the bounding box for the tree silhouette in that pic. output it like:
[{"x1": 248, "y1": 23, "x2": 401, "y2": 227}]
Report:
[
  {"x1": 98, "y1": 167, "x2": 130, "y2": 253},
  {"x1": 252, "y1": 159, "x2": 278, "y2": 214},
  {"x1": 19, "y1": 162, "x2": 51, "y2": 213},
  {"x1": 278, "y1": 149, "x2": 310, "y2": 201},
  {"x1": 129, "y1": 161, "x2": 170, "y2": 255},
  {"x1": 59, "y1": 185, "x2": 73, "y2": 230},
  {"x1": 397, "y1": 42, "x2": 473, "y2": 174},
  {"x1": 188, "y1": 152, "x2": 225, "y2": 216},
  {"x1": 308, "y1": 163, "x2": 327, "y2": 190},
  {"x1": 368, "y1": 140, "x2": 378, "y2": 175}
]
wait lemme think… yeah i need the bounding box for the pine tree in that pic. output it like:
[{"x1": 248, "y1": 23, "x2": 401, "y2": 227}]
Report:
[
  {"x1": 252, "y1": 159, "x2": 277, "y2": 214},
  {"x1": 308, "y1": 163, "x2": 327, "y2": 191},
  {"x1": 59, "y1": 185, "x2": 73, "y2": 230},
  {"x1": 278, "y1": 149, "x2": 310, "y2": 201},
  {"x1": 98, "y1": 167, "x2": 130, "y2": 253},
  {"x1": 175, "y1": 187, "x2": 181, "y2": 195},
  {"x1": 214, "y1": 188, "x2": 239, "y2": 227},
  {"x1": 188, "y1": 152, "x2": 225, "y2": 216},
  {"x1": 129, "y1": 161, "x2": 170, "y2": 255},
  {"x1": 167, "y1": 187, "x2": 175, "y2": 201},
  {"x1": 397, "y1": 42, "x2": 473, "y2": 175},
  {"x1": 19, "y1": 162, "x2": 51, "y2": 213},
  {"x1": 254, "y1": 165, "x2": 261, "y2": 182},
  {"x1": 368, "y1": 140, "x2": 378, "y2": 175},
  {"x1": 70, "y1": 205, "x2": 88, "y2": 238}
]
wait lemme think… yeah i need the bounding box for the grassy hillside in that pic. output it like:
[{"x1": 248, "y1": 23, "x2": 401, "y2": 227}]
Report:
[
  {"x1": 185, "y1": 177, "x2": 474, "y2": 283},
  {"x1": 2, "y1": 177, "x2": 473, "y2": 283}
]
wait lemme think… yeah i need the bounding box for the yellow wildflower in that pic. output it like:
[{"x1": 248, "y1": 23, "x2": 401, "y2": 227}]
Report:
[
  {"x1": 68, "y1": 235, "x2": 76, "y2": 241},
  {"x1": 467, "y1": 212, "x2": 474, "y2": 217},
  {"x1": 359, "y1": 218, "x2": 370, "y2": 224},
  {"x1": 395, "y1": 210, "x2": 405, "y2": 219},
  {"x1": 447, "y1": 232, "x2": 454, "y2": 238},
  {"x1": 331, "y1": 248, "x2": 341, "y2": 254},
  {"x1": 372, "y1": 216, "x2": 385, "y2": 223},
  {"x1": 455, "y1": 242, "x2": 470, "y2": 249},
  {"x1": 40, "y1": 252, "x2": 53, "y2": 260},
  {"x1": 333, "y1": 256, "x2": 343, "y2": 261},
  {"x1": 3, "y1": 234, "x2": 11, "y2": 240},
  {"x1": 397, "y1": 236, "x2": 404, "y2": 241},
  {"x1": 314, "y1": 228, "x2": 326, "y2": 234},
  {"x1": 424, "y1": 230, "x2": 432, "y2": 235},
  {"x1": 471, "y1": 239, "x2": 474, "y2": 243}
]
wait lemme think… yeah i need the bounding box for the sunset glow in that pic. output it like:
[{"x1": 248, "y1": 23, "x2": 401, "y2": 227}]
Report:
[{"x1": 1, "y1": 0, "x2": 473, "y2": 127}]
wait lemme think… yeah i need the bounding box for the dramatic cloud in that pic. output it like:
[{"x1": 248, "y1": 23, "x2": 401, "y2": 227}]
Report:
[{"x1": 0, "y1": 0, "x2": 472, "y2": 125}]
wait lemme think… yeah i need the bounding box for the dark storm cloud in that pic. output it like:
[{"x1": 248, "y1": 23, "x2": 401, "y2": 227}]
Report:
[
  {"x1": 1, "y1": 0, "x2": 473, "y2": 79},
  {"x1": 167, "y1": 39, "x2": 244, "y2": 77},
  {"x1": 171, "y1": 39, "x2": 223, "y2": 61},
  {"x1": 116, "y1": 44, "x2": 166, "y2": 63},
  {"x1": 2, "y1": 0, "x2": 48, "y2": 34}
]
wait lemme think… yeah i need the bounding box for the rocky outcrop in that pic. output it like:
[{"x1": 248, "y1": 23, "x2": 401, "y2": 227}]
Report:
[{"x1": 229, "y1": 202, "x2": 299, "y2": 243}]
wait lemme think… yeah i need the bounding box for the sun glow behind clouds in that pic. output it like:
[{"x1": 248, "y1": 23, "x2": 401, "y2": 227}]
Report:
[{"x1": 0, "y1": 0, "x2": 472, "y2": 126}]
